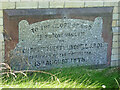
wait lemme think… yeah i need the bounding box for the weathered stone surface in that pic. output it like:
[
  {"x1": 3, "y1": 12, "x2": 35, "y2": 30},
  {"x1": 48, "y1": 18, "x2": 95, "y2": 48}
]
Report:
[
  {"x1": 10, "y1": 17, "x2": 108, "y2": 70},
  {"x1": 3, "y1": 7, "x2": 113, "y2": 69}
]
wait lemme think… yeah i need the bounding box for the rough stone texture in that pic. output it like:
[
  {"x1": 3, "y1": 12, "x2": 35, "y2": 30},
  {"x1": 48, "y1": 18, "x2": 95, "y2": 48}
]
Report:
[
  {"x1": 0, "y1": 0, "x2": 119, "y2": 68},
  {"x1": 3, "y1": 7, "x2": 113, "y2": 68},
  {"x1": 65, "y1": 1, "x2": 84, "y2": 8},
  {"x1": 16, "y1": 2, "x2": 38, "y2": 9},
  {"x1": 9, "y1": 17, "x2": 108, "y2": 70}
]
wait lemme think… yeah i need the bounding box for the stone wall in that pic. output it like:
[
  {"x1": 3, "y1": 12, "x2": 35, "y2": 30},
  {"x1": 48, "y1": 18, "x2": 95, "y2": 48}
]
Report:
[{"x1": 0, "y1": 0, "x2": 120, "y2": 67}]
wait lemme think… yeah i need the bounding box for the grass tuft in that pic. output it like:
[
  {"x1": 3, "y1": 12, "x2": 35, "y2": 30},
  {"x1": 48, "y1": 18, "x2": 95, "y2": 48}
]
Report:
[{"x1": 0, "y1": 66, "x2": 119, "y2": 88}]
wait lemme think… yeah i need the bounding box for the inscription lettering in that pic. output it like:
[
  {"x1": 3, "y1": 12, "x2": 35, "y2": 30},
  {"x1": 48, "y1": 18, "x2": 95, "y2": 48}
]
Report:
[{"x1": 10, "y1": 18, "x2": 108, "y2": 70}]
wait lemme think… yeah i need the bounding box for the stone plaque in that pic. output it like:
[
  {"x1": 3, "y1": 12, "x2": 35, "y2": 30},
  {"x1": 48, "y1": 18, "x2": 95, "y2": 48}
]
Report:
[
  {"x1": 4, "y1": 8, "x2": 113, "y2": 70},
  {"x1": 10, "y1": 17, "x2": 108, "y2": 70}
]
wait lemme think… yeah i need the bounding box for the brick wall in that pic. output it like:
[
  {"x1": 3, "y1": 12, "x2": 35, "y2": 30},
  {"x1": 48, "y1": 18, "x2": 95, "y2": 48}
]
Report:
[{"x1": 0, "y1": 0, "x2": 119, "y2": 66}]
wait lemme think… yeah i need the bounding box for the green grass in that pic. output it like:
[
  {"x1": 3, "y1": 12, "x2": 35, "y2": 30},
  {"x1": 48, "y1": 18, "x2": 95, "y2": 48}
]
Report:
[{"x1": 0, "y1": 66, "x2": 120, "y2": 88}]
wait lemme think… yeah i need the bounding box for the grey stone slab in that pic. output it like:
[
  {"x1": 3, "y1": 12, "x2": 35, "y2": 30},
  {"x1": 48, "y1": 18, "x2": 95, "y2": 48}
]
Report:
[{"x1": 10, "y1": 17, "x2": 108, "y2": 70}]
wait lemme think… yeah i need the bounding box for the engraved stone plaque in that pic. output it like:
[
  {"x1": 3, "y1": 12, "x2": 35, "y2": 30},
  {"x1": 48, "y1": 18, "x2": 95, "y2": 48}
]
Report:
[
  {"x1": 4, "y1": 8, "x2": 113, "y2": 70},
  {"x1": 10, "y1": 17, "x2": 108, "y2": 70}
]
